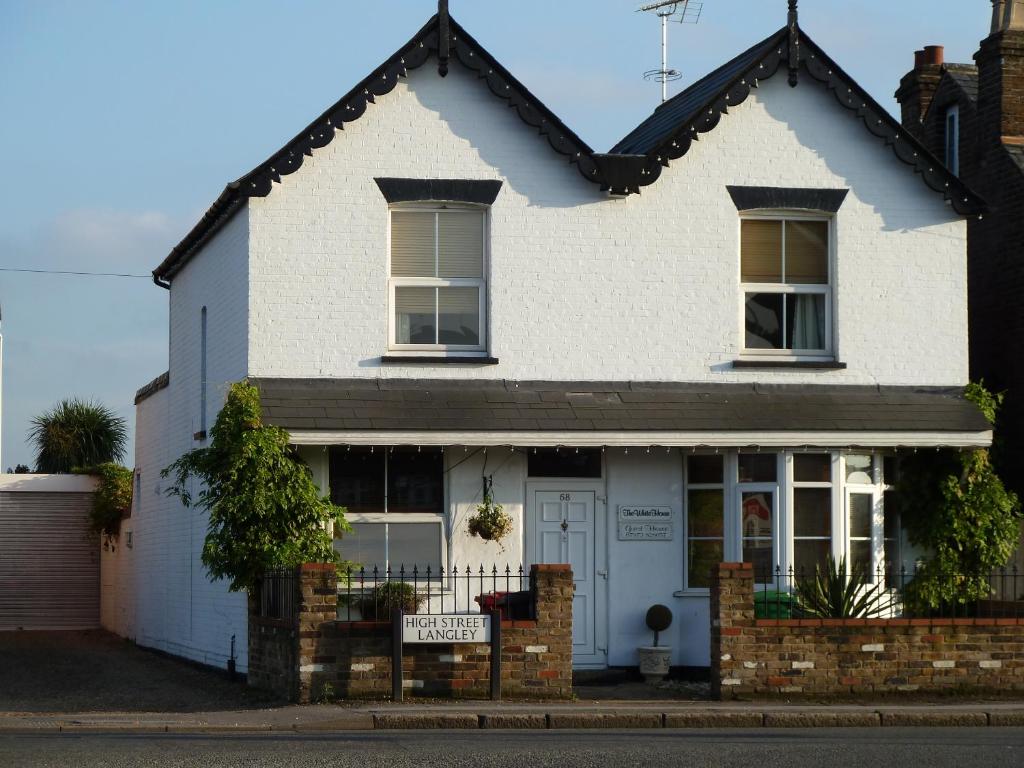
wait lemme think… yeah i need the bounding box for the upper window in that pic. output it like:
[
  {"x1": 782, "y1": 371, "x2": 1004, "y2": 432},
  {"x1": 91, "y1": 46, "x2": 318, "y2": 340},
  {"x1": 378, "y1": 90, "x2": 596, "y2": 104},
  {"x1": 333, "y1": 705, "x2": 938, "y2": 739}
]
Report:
[
  {"x1": 389, "y1": 207, "x2": 486, "y2": 352},
  {"x1": 741, "y1": 217, "x2": 831, "y2": 357},
  {"x1": 945, "y1": 105, "x2": 959, "y2": 176}
]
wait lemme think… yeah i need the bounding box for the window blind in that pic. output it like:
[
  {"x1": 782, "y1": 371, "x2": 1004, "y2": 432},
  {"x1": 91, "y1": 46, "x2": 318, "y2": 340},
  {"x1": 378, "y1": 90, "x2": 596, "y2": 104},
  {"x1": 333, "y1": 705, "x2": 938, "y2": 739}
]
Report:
[
  {"x1": 391, "y1": 211, "x2": 435, "y2": 277},
  {"x1": 741, "y1": 220, "x2": 782, "y2": 282}
]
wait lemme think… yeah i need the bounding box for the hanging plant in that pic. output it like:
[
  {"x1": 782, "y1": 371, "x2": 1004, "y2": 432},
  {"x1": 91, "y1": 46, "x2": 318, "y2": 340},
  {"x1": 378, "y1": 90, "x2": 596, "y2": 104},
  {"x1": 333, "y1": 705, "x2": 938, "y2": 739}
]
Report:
[{"x1": 467, "y1": 485, "x2": 513, "y2": 544}]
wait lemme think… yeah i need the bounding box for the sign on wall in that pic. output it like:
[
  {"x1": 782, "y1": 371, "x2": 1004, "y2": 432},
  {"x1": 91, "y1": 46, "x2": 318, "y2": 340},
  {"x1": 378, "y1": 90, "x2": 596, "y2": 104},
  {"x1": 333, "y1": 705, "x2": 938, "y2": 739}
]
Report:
[
  {"x1": 401, "y1": 614, "x2": 492, "y2": 643},
  {"x1": 617, "y1": 506, "x2": 673, "y2": 541}
]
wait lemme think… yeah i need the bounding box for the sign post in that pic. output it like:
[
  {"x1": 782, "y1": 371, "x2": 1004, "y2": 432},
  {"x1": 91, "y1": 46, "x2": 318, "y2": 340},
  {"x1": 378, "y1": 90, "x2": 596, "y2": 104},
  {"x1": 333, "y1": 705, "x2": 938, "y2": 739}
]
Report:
[
  {"x1": 392, "y1": 608, "x2": 403, "y2": 702},
  {"x1": 489, "y1": 609, "x2": 501, "y2": 701}
]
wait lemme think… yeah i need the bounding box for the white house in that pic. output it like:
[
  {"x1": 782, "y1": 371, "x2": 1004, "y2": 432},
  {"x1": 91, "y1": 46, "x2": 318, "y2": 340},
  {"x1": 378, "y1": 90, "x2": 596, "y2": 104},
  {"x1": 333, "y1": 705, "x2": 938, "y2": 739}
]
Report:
[{"x1": 119, "y1": 2, "x2": 989, "y2": 674}]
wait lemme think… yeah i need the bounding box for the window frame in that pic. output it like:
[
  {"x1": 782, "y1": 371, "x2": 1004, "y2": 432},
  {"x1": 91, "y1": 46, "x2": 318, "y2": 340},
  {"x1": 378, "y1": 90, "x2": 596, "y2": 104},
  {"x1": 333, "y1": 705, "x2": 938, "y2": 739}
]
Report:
[
  {"x1": 945, "y1": 104, "x2": 960, "y2": 176},
  {"x1": 682, "y1": 452, "x2": 730, "y2": 592},
  {"x1": 738, "y1": 212, "x2": 835, "y2": 360},
  {"x1": 386, "y1": 203, "x2": 489, "y2": 355},
  {"x1": 330, "y1": 447, "x2": 449, "y2": 577}
]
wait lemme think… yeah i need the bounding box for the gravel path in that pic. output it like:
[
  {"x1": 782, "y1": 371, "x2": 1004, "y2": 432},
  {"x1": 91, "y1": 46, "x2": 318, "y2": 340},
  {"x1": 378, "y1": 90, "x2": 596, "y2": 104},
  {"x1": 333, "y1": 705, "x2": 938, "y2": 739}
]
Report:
[{"x1": 0, "y1": 630, "x2": 279, "y2": 713}]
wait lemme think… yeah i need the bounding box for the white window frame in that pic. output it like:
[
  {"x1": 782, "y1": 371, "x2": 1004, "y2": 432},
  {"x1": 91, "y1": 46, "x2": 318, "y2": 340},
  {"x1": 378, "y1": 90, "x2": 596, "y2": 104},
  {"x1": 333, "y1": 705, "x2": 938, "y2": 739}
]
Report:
[
  {"x1": 333, "y1": 448, "x2": 449, "y2": 579},
  {"x1": 736, "y1": 452, "x2": 782, "y2": 586},
  {"x1": 842, "y1": 453, "x2": 882, "y2": 583},
  {"x1": 682, "y1": 451, "x2": 731, "y2": 592},
  {"x1": 387, "y1": 204, "x2": 488, "y2": 355},
  {"x1": 738, "y1": 212, "x2": 835, "y2": 360},
  {"x1": 945, "y1": 104, "x2": 960, "y2": 176}
]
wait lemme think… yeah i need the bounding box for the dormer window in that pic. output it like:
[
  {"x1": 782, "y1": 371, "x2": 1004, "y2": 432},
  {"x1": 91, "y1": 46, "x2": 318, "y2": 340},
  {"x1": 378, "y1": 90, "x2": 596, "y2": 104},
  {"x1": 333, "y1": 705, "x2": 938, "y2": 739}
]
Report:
[
  {"x1": 740, "y1": 215, "x2": 832, "y2": 358},
  {"x1": 945, "y1": 104, "x2": 959, "y2": 176},
  {"x1": 388, "y1": 206, "x2": 486, "y2": 353}
]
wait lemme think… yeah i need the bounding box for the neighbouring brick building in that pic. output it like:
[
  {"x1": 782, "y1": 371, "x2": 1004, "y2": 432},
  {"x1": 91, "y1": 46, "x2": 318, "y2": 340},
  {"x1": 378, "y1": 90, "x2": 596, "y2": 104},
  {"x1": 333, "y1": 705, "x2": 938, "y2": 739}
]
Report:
[{"x1": 896, "y1": 1, "x2": 1024, "y2": 503}]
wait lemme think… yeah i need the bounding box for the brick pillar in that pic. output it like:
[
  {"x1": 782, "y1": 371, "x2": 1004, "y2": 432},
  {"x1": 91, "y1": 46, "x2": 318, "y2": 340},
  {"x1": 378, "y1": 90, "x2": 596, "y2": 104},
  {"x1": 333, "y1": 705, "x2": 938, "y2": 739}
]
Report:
[
  {"x1": 709, "y1": 562, "x2": 754, "y2": 700},
  {"x1": 529, "y1": 564, "x2": 574, "y2": 697},
  {"x1": 296, "y1": 563, "x2": 338, "y2": 704}
]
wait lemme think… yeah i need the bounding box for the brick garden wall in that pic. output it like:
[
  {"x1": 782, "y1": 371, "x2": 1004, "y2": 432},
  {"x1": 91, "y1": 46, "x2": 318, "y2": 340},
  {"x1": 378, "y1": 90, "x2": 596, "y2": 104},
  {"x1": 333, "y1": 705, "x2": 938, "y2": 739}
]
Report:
[
  {"x1": 249, "y1": 563, "x2": 573, "y2": 703},
  {"x1": 711, "y1": 563, "x2": 1024, "y2": 698}
]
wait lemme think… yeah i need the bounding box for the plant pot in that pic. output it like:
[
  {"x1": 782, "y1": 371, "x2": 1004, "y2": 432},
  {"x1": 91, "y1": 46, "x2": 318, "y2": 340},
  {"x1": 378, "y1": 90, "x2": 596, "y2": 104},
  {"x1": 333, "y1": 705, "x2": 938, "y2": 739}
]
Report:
[{"x1": 637, "y1": 646, "x2": 671, "y2": 684}]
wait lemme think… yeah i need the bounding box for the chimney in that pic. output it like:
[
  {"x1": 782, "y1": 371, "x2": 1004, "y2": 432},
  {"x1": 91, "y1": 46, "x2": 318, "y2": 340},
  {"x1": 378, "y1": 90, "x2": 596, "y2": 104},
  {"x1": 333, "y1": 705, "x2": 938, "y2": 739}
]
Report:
[
  {"x1": 977, "y1": 0, "x2": 1024, "y2": 144},
  {"x1": 894, "y1": 46, "x2": 945, "y2": 139}
]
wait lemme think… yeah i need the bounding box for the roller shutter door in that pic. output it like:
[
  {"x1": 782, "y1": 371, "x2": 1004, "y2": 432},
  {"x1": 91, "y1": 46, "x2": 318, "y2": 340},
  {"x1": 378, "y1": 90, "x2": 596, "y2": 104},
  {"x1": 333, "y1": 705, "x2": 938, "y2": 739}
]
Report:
[{"x1": 0, "y1": 492, "x2": 99, "y2": 630}]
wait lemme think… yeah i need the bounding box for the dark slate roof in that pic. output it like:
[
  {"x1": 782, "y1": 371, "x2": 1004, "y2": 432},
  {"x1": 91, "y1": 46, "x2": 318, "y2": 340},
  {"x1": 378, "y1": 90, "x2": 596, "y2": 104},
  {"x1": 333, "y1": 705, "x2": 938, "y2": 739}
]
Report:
[
  {"x1": 611, "y1": 29, "x2": 786, "y2": 155},
  {"x1": 609, "y1": 27, "x2": 984, "y2": 216},
  {"x1": 134, "y1": 371, "x2": 169, "y2": 405},
  {"x1": 152, "y1": 12, "x2": 600, "y2": 285},
  {"x1": 251, "y1": 379, "x2": 989, "y2": 435},
  {"x1": 1005, "y1": 144, "x2": 1024, "y2": 174},
  {"x1": 943, "y1": 64, "x2": 979, "y2": 104}
]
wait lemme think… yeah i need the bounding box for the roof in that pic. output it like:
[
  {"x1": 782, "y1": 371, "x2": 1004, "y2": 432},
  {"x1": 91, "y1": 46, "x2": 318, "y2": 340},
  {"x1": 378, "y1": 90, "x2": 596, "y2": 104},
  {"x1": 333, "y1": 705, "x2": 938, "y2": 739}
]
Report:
[
  {"x1": 251, "y1": 378, "x2": 990, "y2": 438},
  {"x1": 611, "y1": 27, "x2": 984, "y2": 216},
  {"x1": 154, "y1": 10, "x2": 986, "y2": 286},
  {"x1": 1005, "y1": 144, "x2": 1024, "y2": 174},
  {"x1": 943, "y1": 64, "x2": 979, "y2": 104},
  {"x1": 135, "y1": 371, "x2": 169, "y2": 405}
]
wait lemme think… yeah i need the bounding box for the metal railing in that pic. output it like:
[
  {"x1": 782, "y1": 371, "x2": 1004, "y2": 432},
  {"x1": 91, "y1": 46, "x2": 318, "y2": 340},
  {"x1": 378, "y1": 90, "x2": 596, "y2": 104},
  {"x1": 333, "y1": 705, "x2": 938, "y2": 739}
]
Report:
[
  {"x1": 257, "y1": 569, "x2": 298, "y2": 620},
  {"x1": 337, "y1": 564, "x2": 532, "y2": 621},
  {"x1": 752, "y1": 563, "x2": 1024, "y2": 620}
]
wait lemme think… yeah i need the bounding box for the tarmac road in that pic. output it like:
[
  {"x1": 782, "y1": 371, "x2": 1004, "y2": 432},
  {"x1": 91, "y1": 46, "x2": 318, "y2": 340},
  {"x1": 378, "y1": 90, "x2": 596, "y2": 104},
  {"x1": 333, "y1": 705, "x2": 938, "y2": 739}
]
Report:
[{"x1": 2, "y1": 728, "x2": 1023, "y2": 768}]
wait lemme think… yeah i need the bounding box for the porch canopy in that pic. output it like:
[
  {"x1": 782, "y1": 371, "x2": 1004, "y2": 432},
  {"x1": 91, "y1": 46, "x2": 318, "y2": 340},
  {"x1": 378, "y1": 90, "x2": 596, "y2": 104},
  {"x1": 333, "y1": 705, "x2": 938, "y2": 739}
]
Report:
[{"x1": 252, "y1": 379, "x2": 991, "y2": 450}]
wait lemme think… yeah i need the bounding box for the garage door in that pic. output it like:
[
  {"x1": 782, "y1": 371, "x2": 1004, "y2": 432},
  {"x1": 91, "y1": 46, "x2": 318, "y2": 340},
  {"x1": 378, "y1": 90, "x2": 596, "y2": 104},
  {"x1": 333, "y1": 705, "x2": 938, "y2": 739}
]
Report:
[{"x1": 0, "y1": 491, "x2": 99, "y2": 630}]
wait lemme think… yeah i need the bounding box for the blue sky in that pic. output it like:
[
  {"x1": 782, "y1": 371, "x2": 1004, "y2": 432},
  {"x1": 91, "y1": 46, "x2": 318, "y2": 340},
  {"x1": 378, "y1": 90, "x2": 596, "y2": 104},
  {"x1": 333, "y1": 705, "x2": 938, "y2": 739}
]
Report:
[{"x1": 0, "y1": 0, "x2": 991, "y2": 469}]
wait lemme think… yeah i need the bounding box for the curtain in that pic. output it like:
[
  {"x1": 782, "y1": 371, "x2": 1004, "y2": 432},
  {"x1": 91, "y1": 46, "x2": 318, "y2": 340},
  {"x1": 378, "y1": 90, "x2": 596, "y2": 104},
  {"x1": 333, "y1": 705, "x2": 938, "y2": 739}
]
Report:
[{"x1": 791, "y1": 294, "x2": 824, "y2": 350}]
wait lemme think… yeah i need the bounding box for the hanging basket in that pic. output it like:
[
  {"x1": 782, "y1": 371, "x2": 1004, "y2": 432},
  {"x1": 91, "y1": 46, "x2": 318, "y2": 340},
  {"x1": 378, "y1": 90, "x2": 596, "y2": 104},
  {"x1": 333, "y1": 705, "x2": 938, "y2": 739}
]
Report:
[{"x1": 467, "y1": 498, "x2": 513, "y2": 543}]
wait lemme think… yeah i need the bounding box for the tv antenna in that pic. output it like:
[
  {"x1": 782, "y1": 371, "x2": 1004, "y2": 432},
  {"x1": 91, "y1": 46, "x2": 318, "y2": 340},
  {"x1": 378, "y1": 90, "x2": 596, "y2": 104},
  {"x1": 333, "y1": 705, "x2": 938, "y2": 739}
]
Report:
[{"x1": 638, "y1": 1, "x2": 704, "y2": 103}]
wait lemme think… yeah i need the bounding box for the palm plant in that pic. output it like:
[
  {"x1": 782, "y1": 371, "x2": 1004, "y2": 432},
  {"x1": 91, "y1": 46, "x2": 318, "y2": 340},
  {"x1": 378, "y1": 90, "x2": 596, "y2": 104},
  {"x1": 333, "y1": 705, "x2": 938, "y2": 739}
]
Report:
[
  {"x1": 795, "y1": 555, "x2": 895, "y2": 619},
  {"x1": 28, "y1": 399, "x2": 128, "y2": 473}
]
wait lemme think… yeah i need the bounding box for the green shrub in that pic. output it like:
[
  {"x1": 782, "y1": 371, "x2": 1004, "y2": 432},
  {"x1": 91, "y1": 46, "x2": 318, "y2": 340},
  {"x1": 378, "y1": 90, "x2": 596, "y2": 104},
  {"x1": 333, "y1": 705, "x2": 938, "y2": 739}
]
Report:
[
  {"x1": 795, "y1": 555, "x2": 894, "y2": 619},
  {"x1": 86, "y1": 463, "x2": 133, "y2": 537},
  {"x1": 360, "y1": 581, "x2": 425, "y2": 620}
]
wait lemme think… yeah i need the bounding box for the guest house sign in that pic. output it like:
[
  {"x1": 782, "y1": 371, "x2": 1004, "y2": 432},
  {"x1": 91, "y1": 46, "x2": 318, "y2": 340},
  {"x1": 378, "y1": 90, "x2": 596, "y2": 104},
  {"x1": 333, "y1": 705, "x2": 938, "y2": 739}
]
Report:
[
  {"x1": 617, "y1": 506, "x2": 673, "y2": 541},
  {"x1": 401, "y1": 614, "x2": 492, "y2": 643}
]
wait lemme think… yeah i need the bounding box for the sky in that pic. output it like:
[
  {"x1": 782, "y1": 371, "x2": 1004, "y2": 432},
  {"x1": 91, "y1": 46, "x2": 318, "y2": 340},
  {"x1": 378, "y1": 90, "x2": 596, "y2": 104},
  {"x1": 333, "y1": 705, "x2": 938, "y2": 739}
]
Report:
[{"x1": 0, "y1": 0, "x2": 993, "y2": 470}]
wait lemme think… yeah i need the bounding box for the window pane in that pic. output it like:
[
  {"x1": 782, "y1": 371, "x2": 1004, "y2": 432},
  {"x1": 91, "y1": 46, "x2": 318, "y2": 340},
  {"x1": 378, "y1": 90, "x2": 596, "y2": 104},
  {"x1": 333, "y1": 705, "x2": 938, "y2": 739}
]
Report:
[
  {"x1": 395, "y1": 287, "x2": 436, "y2": 344},
  {"x1": 738, "y1": 453, "x2": 777, "y2": 483},
  {"x1": 794, "y1": 488, "x2": 831, "y2": 537},
  {"x1": 794, "y1": 453, "x2": 831, "y2": 482},
  {"x1": 329, "y1": 448, "x2": 386, "y2": 513},
  {"x1": 785, "y1": 293, "x2": 825, "y2": 350},
  {"x1": 336, "y1": 522, "x2": 387, "y2": 574},
  {"x1": 794, "y1": 539, "x2": 831, "y2": 578},
  {"x1": 741, "y1": 491, "x2": 773, "y2": 539},
  {"x1": 745, "y1": 293, "x2": 783, "y2": 349},
  {"x1": 388, "y1": 523, "x2": 443, "y2": 573},
  {"x1": 391, "y1": 212, "x2": 435, "y2": 277},
  {"x1": 850, "y1": 539, "x2": 873, "y2": 577},
  {"x1": 741, "y1": 220, "x2": 782, "y2": 282},
  {"x1": 688, "y1": 489, "x2": 723, "y2": 537},
  {"x1": 687, "y1": 455, "x2": 723, "y2": 484},
  {"x1": 687, "y1": 540, "x2": 723, "y2": 589},
  {"x1": 845, "y1": 454, "x2": 873, "y2": 484},
  {"x1": 437, "y1": 286, "x2": 480, "y2": 345},
  {"x1": 387, "y1": 449, "x2": 444, "y2": 514},
  {"x1": 437, "y1": 211, "x2": 483, "y2": 278},
  {"x1": 528, "y1": 448, "x2": 602, "y2": 478},
  {"x1": 849, "y1": 492, "x2": 872, "y2": 539},
  {"x1": 785, "y1": 221, "x2": 828, "y2": 283},
  {"x1": 742, "y1": 538, "x2": 773, "y2": 577}
]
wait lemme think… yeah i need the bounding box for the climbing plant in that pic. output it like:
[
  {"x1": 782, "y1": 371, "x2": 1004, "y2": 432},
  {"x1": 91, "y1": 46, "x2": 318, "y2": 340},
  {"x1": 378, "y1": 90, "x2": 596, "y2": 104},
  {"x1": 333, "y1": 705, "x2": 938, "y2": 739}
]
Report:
[
  {"x1": 893, "y1": 382, "x2": 1021, "y2": 610},
  {"x1": 86, "y1": 463, "x2": 133, "y2": 537},
  {"x1": 162, "y1": 380, "x2": 350, "y2": 592}
]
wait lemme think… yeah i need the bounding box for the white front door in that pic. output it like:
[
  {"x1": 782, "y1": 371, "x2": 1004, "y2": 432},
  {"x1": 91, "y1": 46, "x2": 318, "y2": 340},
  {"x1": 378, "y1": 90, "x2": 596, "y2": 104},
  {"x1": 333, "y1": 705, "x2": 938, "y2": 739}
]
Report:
[{"x1": 530, "y1": 488, "x2": 606, "y2": 668}]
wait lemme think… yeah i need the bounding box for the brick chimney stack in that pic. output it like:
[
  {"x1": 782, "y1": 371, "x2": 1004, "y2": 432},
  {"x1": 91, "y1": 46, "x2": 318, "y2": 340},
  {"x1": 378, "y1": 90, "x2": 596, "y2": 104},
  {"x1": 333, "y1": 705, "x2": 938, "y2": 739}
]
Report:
[
  {"x1": 894, "y1": 45, "x2": 945, "y2": 140},
  {"x1": 977, "y1": 0, "x2": 1024, "y2": 144}
]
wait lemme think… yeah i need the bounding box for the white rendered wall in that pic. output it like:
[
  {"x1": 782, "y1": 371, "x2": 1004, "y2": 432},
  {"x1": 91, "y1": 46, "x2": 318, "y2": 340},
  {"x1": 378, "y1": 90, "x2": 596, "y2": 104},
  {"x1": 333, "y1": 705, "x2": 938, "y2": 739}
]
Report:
[
  {"x1": 131, "y1": 210, "x2": 251, "y2": 672},
  {"x1": 247, "y1": 63, "x2": 968, "y2": 386}
]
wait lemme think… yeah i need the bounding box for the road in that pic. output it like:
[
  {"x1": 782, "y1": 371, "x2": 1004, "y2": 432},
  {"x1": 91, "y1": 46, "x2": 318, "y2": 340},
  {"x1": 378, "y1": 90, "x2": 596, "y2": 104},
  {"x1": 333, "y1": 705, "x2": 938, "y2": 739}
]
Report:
[{"x1": 1, "y1": 728, "x2": 1023, "y2": 767}]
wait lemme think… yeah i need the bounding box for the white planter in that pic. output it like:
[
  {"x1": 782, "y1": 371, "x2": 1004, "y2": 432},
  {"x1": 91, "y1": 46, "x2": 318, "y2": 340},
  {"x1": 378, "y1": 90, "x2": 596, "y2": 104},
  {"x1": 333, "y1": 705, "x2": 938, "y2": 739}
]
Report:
[{"x1": 637, "y1": 646, "x2": 671, "y2": 684}]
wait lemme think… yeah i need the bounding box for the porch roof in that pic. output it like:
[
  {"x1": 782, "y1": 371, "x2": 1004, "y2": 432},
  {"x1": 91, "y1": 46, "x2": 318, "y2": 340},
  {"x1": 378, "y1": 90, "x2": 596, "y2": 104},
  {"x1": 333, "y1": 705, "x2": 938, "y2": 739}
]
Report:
[{"x1": 252, "y1": 379, "x2": 991, "y2": 449}]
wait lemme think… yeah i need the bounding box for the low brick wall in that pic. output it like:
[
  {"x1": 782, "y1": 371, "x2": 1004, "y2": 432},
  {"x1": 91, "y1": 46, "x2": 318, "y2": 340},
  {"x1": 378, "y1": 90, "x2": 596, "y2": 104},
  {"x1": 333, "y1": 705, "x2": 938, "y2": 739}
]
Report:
[
  {"x1": 711, "y1": 562, "x2": 1024, "y2": 698},
  {"x1": 249, "y1": 563, "x2": 573, "y2": 702}
]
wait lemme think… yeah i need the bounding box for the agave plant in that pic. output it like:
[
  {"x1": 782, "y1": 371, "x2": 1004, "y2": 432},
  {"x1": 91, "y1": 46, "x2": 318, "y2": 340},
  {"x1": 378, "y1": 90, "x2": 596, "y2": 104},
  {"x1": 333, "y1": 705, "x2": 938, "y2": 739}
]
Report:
[{"x1": 795, "y1": 555, "x2": 895, "y2": 619}]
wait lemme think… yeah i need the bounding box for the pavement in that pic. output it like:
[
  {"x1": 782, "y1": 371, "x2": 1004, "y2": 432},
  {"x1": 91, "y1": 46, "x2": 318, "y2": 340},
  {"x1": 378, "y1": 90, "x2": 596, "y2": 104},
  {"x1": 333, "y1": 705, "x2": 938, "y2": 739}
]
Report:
[{"x1": 3, "y1": 700, "x2": 1024, "y2": 733}]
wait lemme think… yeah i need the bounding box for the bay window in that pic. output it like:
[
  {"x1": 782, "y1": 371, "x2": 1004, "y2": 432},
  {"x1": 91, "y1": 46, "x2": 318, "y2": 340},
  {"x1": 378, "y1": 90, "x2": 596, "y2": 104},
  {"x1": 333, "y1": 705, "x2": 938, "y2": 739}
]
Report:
[
  {"x1": 389, "y1": 207, "x2": 486, "y2": 351},
  {"x1": 684, "y1": 455, "x2": 725, "y2": 589},
  {"x1": 741, "y1": 216, "x2": 831, "y2": 356}
]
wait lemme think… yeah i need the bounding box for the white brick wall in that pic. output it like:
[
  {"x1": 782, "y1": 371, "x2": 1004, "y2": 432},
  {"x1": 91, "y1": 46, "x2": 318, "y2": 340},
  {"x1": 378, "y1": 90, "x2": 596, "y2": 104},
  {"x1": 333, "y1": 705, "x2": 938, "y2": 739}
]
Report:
[
  {"x1": 131, "y1": 211, "x2": 251, "y2": 672},
  {"x1": 246, "y1": 64, "x2": 968, "y2": 386}
]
